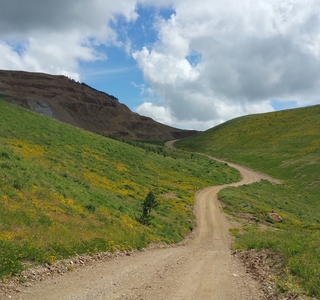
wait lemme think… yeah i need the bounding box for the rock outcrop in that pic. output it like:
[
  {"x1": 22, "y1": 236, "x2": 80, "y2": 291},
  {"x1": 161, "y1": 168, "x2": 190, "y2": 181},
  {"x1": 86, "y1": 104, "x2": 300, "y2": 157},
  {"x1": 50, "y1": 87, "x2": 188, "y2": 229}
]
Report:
[{"x1": 0, "y1": 70, "x2": 198, "y2": 140}]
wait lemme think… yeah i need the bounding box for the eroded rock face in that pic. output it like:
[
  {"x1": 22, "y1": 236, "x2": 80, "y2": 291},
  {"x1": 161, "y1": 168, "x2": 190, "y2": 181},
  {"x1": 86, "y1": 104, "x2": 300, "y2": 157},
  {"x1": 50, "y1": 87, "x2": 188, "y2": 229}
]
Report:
[{"x1": 0, "y1": 70, "x2": 198, "y2": 140}]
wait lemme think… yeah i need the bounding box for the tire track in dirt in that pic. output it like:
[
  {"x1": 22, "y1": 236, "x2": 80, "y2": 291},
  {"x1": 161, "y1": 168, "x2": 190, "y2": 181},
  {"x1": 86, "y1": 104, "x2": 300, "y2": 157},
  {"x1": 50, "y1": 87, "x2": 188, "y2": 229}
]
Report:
[{"x1": 5, "y1": 141, "x2": 276, "y2": 300}]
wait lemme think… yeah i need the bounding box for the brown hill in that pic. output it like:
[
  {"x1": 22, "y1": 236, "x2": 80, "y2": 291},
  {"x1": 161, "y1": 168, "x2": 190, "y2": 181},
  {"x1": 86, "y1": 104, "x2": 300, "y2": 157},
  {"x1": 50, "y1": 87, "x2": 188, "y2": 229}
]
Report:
[{"x1": 0, "y1": 70, "x2": 198, "y2": 140}]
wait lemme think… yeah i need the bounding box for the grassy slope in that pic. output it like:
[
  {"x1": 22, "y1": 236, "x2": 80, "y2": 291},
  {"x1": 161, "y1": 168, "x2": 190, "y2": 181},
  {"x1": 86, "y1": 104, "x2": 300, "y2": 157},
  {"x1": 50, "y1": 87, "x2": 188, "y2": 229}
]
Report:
[
  {"x1": 176, "y1": 105, "x2": 320, "y2": 297},
  {"x1": 0, "y1": 99, "x2": 240, "y2": 279}
]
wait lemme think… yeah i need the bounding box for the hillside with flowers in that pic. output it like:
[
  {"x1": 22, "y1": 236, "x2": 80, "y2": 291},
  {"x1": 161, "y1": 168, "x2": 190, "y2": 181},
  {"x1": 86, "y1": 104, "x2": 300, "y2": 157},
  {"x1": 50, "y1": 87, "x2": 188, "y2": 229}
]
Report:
[
  {"x1": 0, "y1": 98, "x2": 239, "y2": 280},
  {"x1": 176, "y1": 105, "x2": 320, "y2": 297}
]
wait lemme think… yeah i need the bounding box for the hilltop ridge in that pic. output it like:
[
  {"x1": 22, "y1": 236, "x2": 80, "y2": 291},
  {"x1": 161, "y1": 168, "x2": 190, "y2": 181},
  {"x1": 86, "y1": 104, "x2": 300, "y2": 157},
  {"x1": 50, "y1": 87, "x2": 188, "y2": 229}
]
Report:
[{"x1": 0, "y1": 69, "x2": 197, "y2": 140}]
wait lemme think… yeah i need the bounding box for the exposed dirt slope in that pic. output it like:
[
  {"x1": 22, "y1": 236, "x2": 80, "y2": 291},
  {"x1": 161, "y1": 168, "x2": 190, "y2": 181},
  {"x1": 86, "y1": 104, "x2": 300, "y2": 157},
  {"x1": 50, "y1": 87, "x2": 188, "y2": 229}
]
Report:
[
  {"x1": 0, "y1": 70, "x2": 197, "y2": 140},
  {"x1": 3, "y1": 153, "x2": 274, "y2": 300}
]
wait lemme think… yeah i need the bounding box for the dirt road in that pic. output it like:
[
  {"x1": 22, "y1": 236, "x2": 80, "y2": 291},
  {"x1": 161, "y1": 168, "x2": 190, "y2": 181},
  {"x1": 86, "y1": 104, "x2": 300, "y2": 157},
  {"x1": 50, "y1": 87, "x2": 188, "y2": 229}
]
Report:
[{"x1": 6, "y1": 144, "x2": 274, "y2": 300}]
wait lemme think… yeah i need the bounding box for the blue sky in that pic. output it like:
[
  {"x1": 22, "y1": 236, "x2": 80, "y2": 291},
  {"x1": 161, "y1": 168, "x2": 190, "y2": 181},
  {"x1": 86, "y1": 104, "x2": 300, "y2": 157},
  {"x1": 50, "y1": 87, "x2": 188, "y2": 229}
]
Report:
[
  {"x1": 80, "y1": 46, "x2": 144, "y2": 109},
  {"x1": 0, "y1": 1, "x2": 320, "y2": 130},
  {"x1": 80, "y1": 5, "x2": 175, "y2": 110}
]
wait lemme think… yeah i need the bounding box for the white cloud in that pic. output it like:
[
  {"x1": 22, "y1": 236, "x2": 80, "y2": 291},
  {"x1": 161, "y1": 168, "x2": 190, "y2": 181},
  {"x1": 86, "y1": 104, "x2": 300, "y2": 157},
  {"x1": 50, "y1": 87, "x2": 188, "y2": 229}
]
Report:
[
  {"x1": 1, "y1": 0, "x2": 320, "y2": 130},
  {"x1": 0, "y1": 33, "x2": 100, "y2": 81},
  {"x1": 0, "y1": 0, "x2": 139, "y2": 79},
  {"x1": 132, "y1": 47, "x2": 199, "y2": 84},
  {"x1": 136, "y1": 102, "x2": 173, "y2": 125},
  {"x1": 135, "y1": 98, "x2": 274, "y2": 131},
  {"x1": 133, "y1": 0, "x2": 320, "y2": 129},
  {"x1": 135, "y1": 101, "x2": 217, "y2": 130}
]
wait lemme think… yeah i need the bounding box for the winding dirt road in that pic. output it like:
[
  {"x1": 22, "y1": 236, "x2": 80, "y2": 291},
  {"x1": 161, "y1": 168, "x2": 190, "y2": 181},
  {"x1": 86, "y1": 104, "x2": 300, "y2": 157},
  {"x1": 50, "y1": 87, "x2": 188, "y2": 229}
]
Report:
[{"x1": 6, "y1": 142, "x2": 275, "y2": 300}]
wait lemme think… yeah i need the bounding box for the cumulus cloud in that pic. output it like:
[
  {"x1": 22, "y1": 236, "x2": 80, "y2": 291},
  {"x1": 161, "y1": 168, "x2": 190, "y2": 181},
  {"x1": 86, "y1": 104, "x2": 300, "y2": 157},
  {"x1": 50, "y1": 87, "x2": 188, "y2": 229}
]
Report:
[
  {"x1": 133, "y1": 0, "x2": 320, "y2": 129},
  {"x1": 135, "y1": 98, "x2": 274, "y2": 130},
  {"x1": 1, "y1": 0, "x2": 320, "y2": 130},
  {"x1": 0, "y1": 0, "x2": 139, "y2": 79}
]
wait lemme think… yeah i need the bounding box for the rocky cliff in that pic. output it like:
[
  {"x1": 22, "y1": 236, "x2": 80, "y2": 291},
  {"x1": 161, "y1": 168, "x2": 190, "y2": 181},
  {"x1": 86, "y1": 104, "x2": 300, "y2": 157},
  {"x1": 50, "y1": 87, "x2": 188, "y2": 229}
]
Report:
[{"x1": 0, "y1": 70, "x2": 198, "y2": 140}]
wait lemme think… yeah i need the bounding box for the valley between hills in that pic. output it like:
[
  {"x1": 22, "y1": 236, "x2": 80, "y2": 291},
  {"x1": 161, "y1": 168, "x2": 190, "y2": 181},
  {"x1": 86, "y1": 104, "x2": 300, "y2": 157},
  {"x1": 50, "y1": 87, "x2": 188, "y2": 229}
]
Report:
[
  {"x1": 3, "y1": 153, "x2": 275, "y2": 300},
  {"x1": 0, "y1": 70, "x2": 320, "y2": 299}
]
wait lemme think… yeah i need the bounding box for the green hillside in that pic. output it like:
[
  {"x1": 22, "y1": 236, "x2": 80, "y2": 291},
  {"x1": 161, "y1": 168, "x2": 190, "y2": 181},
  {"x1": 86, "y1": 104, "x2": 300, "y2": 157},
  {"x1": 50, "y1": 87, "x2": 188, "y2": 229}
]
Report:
[
  {"x1": 0, "y1": 99, "x2": 240, "y2": 279},
  {"x1": 177, "y1": 105, "x2": 320, "y2": 297}
]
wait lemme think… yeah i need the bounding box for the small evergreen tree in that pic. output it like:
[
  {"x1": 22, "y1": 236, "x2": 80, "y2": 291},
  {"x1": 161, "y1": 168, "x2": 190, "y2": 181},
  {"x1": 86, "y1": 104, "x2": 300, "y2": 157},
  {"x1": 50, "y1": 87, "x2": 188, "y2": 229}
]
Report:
[{"x1": 139, "y1": 191, "x2": 158, "y2": 225}]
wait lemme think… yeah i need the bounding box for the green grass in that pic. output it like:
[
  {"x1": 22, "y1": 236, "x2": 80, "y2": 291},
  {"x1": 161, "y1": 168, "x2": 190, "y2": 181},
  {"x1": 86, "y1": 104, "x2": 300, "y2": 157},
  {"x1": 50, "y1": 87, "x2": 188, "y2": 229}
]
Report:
[
  {"x1": 0, "y1": 99, "x2": 240, "y2": 279},
  {"x1": 176, "y1": 105, "x2": 320, "y2": 297},
  {"x1": 128, "y1": 139, "x2": 169, "y2": 147}
]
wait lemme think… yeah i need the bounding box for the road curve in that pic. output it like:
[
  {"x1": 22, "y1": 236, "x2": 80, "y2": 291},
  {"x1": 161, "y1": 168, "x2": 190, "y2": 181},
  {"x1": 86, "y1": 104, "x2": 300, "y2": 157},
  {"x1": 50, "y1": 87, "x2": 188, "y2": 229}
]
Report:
[{"x1": 7, "y1": 142, "x2": 272, "y2": 300}]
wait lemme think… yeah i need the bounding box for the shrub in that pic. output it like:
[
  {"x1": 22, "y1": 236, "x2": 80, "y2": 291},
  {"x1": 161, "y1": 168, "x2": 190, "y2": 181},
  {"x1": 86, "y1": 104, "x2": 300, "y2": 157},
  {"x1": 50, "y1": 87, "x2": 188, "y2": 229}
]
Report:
[{"x1": 138, "y1": 191, "x2": 159, "y2": 225}]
